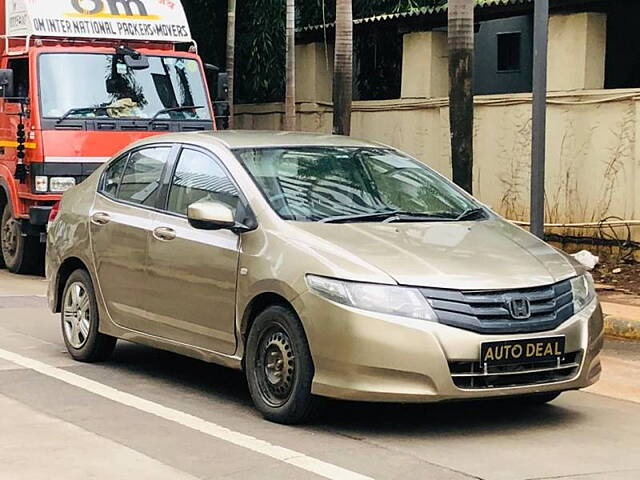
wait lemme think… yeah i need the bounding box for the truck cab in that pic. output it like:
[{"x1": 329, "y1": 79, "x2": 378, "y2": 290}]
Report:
[{"x1": 0, "y1": 0, "x2": 226, "y2": 273}]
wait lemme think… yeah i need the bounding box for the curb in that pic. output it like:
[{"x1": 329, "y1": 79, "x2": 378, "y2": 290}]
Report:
[
  {"x1": 604, "y1": 315, "x2": 640, "y2": 341},
  {"x1": 602, "y1": 302, "x2": 640, "y2": 341}
]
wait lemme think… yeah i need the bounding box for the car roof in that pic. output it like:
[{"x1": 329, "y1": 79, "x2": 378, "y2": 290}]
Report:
[{"x1": 132, "y1": 130, "x2": 388, "y2": 150}]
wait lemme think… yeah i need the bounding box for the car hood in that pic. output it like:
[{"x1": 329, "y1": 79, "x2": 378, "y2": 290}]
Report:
[{"x1": 291, "y1": 219, "x2": 578, "y2": 290}]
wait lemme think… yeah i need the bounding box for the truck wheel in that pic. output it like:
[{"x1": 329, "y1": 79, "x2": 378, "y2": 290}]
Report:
[
  {"x1": 1, "y1": 204, "x2": 43, "y2": 274},
  {"x1": 245, "y1": 305, "x2": 320, "y2": 424}
]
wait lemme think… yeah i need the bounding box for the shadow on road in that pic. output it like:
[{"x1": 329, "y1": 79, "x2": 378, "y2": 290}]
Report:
[{"x1": 103, "y1": 340, "x2": 585, "y2": 437}]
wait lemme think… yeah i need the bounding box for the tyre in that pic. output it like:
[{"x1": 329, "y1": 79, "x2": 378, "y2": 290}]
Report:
[
  {"x1": 61, "y1": 269, "x2": 117, "y2": 363},
  {"x1": 245, "y1": 305, "x2": 319, "y2": 424},
  {"x1": 1, "y1": 203, "x2": 44, "y2": 274}
]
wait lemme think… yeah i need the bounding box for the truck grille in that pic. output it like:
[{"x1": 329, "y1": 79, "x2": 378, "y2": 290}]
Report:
[
  {"x1": 419, "y1": 279, "x2": 574, "y2": 334},
  {"x1": 449, "y1": 351, "x2": 582, "y2": 389}
]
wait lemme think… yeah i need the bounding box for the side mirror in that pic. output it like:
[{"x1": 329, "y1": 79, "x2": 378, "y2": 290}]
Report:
[
  {"x1": 0, "y1": 69, "x2": 14, "y2": 98},
  {"x1": 187, "y1": 201, "x2": 235, "y2": 231},
  {"x1": 216, "y1": 72, "x2": 229, "y2": 102}
]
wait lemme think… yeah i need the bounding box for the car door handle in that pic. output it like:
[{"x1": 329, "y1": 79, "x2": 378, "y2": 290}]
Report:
[
  {"x1": 91, "y1": 212, "x2": 111, "y2": 226},
  {"x1": 153, "y1": 227, "x2": 176, "y2": 242}
]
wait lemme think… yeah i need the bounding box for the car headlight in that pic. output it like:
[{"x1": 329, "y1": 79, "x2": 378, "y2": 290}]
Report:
[
  {"x1": 49, "y1": 177, "x2": 76, "y2": 192},
  {"x1": 306, "y1": 274, "x2": 437, "y2": 321},
  {"x1": 571, "y1": 273, "x2": 596, "y2": 312}
]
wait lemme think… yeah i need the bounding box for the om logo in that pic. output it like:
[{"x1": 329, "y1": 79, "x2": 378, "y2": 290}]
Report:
[{"x1": 71, "y1": 0, "x2": 148, "y2": 16}]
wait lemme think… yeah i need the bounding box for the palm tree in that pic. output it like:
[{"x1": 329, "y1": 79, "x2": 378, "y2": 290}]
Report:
[
  {"x1": 226, "y1": 0, "x2": 237, "y2": 129},
  {"x1": 284, "y1": 0, "x2": 296, "y2": 130},
  {"x1": 333, "y1": 0, "x2": 353, "y2": 135},
  {"x1": 448, "y1": 0, "x2": 474, "y2": 194}
]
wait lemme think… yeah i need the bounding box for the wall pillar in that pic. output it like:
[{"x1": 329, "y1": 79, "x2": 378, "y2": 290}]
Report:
[
  {"x1": 401, "y1": 31, "x2": 448, "y2": 99},
  {"x1": 547, "y1": 12, "x2": 607, "y2": 91},
  {"x1": 295, "y1": 42, "x2": 333, "y2": 103}
]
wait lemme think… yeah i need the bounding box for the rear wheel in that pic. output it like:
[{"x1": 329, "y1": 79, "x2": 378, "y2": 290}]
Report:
[
  {"x1": 245, "y1": 305, "x2": 319, "y2": 424},
  {"x1": 61, "y1": 269, "x2": 117, "y2": 362},
  {"x1": 1, "y1": 204, "x2": 43, "y2": 274}
]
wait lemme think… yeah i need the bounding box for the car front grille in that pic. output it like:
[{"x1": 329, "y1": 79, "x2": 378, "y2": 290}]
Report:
[
  {"x1": 419, "y1": 279, "x2": 575, "y2": 334},
  {"x1": 449, "y1": 351, "x2": 582, "y2": 389}
]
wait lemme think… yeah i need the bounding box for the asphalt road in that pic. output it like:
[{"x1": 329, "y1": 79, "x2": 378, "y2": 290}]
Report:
[{"x1": 1, "y1": 270, "x2": 639, "y2": 480}]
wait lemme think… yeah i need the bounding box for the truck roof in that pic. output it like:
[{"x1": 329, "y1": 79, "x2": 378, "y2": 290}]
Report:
[{"x1": 3, "y1": 0, "x2": 192, "y2": 44}]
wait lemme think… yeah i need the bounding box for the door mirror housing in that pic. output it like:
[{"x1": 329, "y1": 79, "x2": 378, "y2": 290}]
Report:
[
  {"x1": 187, "y1": 201, "x2": 235, "y2": 231},
  {"x1": 0, "y1": 69, "x2": 14, "y2": 98}
]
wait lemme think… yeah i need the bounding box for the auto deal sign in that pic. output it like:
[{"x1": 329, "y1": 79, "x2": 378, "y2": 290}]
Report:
[{"x1": 6, "y1": 0, "x2": 192, "y2": 43}]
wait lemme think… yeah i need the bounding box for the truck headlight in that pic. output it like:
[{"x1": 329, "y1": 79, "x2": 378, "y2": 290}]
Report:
[
  {"x1": 306, "y1": 274, "x2": 437, "y2": 321},
  {"x1": 571, "y1": 273, "x2": 596, "y2": 312},
  {"x1": 35, "y1": 176, "x2": 48, "y2": 192},
  {"x1": 49, "y1": 177, "x2": 76, "y2": 192}
]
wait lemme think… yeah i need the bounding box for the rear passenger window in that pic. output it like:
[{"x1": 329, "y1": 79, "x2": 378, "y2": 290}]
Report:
[
  {"x1": 118, "y1": 147, "x2": 170, "y2": 207},
  {"x1": 167, "y1": 149, "x2": 239, "y2": 216},
  {"x1": 101, "y1": 155, "x2": 128, "y2": 199}
]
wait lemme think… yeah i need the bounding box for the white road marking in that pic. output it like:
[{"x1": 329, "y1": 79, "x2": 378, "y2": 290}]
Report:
[{"x1": 0, "y1": 347, "x2": 373, "y2": 480}]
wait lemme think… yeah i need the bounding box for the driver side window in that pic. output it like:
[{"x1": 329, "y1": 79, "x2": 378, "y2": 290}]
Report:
[{"x1": 167, "y1": 149, "x2": 239, "y2": 216}]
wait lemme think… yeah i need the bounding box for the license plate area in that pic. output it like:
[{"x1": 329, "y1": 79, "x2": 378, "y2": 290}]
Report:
[{"x1": 480, "y1": 336, "x2": 566, "y2": 367}]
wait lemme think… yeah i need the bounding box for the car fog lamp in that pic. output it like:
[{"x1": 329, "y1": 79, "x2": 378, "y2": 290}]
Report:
[
  {"x1": 49, "y1": 177, "x2": 76, "y2": 193},
  {"x1": 306, "y1": 274, "x2": 438, "y2": 321}
]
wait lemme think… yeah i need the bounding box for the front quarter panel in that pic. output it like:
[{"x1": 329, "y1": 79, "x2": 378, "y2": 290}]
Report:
[{"x1": 47, "y1": 169, "x2": 102, "y2": 312}]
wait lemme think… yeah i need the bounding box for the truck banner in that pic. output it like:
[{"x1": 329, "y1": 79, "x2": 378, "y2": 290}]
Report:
[{"x1": 7, "y1": 0, "x2": 192, "y2": 43}]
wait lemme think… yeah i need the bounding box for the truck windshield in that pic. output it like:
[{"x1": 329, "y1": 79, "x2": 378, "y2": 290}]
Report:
[{"x1": 39, "y1": 53, "x2": 211, "y2": 122}]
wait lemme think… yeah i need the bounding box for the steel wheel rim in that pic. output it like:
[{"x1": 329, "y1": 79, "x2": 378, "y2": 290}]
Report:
[
  {"x1": 63, "y1": 282, "x2": 91, "y2": 349},
  {"x1": 255, "y1": 325, "x2": 296, "y2": 407},
  {"x1": 1, "y1": 216, "x2": 19, "y2": 259}
]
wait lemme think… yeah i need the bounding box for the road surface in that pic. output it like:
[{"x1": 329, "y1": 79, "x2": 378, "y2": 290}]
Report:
[{"x1": 0, "y1": 270, "x2": 639, "y2": 480}]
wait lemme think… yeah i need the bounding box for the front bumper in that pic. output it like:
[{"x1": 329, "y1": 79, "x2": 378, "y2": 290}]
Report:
[{"x1": 293, "y1": 292, "x2": 603, "y2": 402}]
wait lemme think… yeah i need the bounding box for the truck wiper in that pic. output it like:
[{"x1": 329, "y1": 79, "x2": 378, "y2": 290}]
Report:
[
  {"x1": 149, "y1": 106, "x2": 205, "y2": 124},
  {"x1": 56, "y1": 106, "x2": 105, "y2": 124}
]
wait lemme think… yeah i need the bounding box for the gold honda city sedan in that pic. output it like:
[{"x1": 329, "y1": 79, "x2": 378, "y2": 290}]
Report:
[{"x1": 47, "y1": 131, "x2": 603, "y2": 424}]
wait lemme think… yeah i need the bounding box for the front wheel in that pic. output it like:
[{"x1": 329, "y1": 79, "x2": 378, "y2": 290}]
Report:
[
  {"x1": 61, "y1": 269, "x2": 117, "y2": 362},
  {"x1": 245, "y1": 305, "x2": 319, "y2": 424},
  {"x1": 1, "y1": 204, "x2": 43, "y2": 274}
]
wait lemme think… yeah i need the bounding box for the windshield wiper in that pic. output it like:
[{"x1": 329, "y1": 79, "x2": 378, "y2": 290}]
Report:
[
  {"x1": 321, "y1": 210, "x2": 457, "y2": 224},
  {"x1": 56, "y1": 106, "x2": 105, "y2": 124},
  {"x1": 319, "y1": 211, "x2": 398, "y2": 224},
  {"x1": 455, "y1": 207, "x2": 488, "y2": 222},
  {"x1": 149, "y1": 106, "x2": 205, "y2": 124}
]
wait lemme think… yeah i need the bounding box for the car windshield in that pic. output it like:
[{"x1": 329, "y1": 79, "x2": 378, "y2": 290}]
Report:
[
  {"x1": 235, "y1": 147, "x2": 483, "y2": 222},
  {"x1": 39, "y1": 53, "x2": 211, "y2": 121}
]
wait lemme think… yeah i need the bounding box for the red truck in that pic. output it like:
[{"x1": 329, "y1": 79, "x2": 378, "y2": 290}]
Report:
[{"x1": 0, "y1": 0, "x2": 226, "y2": 273}]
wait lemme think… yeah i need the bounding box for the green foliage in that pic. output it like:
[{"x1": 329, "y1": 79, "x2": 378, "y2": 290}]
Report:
[
  {"x1": 182, "y1": 0, "x2": 226, "y2": 67},
  {"x1": 236, "y1": 0, "x2": 286, "y2": 103},
  {"x1": 184, "y1": 0, "x2": 447, "y2": 104}
]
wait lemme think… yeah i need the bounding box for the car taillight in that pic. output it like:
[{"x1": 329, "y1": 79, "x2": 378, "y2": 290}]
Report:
[{"x1": 49, "y1": 202, "x2": 60, "y2": 223}]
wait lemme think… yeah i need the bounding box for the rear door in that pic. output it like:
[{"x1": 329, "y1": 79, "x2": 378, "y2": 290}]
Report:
[
  {"x1": 90, "y1": 145, "x2": 174, "y2": 331},
  {"x1": 144, "y1": 146, "x2": 241, "y2": 355}
]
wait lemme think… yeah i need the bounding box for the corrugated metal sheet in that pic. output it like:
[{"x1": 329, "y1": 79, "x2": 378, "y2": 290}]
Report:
[{"x1": 299, "y1": 0, "x2": 533, "y2": 32}]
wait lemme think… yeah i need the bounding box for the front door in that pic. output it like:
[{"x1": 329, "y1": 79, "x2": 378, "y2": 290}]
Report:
[
  {"x1": 145, "y1": 147, "x2": 241, "y2": 355},
  {"x1": 90, "y1": 146, "x2": 171, "y2": 331}
]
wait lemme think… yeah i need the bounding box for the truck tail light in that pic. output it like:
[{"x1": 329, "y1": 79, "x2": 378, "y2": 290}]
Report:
[{"x1": 49, "y1": 202, "x2": 60, "y2": 223}]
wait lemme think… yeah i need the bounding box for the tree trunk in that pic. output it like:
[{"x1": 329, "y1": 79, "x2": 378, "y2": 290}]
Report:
[
  {"x1": 226, "y1": 0, "x2": 236, "y2": 129},
  {"x1": 284, "y1": 0, "x2": 296, "y2": 131},
  {"x1": 333, "y1": 0, "x2": 353, "y2": 136},
  {"x1": 448, "y1": 0, "x2": 474, "y2": 194}
]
